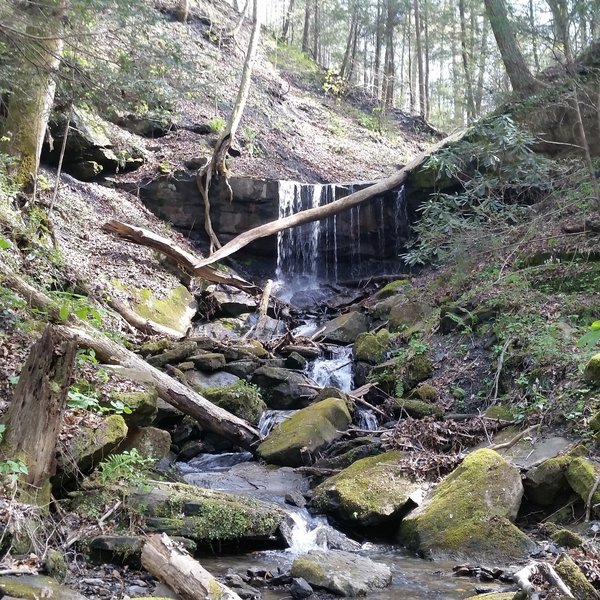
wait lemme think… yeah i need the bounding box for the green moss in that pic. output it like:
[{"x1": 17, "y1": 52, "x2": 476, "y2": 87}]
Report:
[
  {"x1": 405, "y1": 354, "x2": 433, "y2": 389},
  {"x1": 43, "y1": 550, "x2": 67, "y2": 582},
  {"x1": 139, "y1": 339, "x2": 173, "y2": 356},
  {"x1": 378, "y1": 279, "x2": 410, "y2": 298},
  {"x1": 395, "y1": 398, "x2": 443, "y2": 419},
  {"x1": 353, "y1": 330, "x2": 392, "y2": 364},
  {"x1": 551, "y1": 528, "x2": 584, "y2": 548},
  {"x1": 134, "y1": 285, "x2": 195, "y2": 334},
  {"x1": 566, "y1": 457, "x2": 600, "y2": 517},
  {"x1": 484, "y1": 405, "x2": 515, "y2": 421},
  {"x1": 312, "y1": 451, "x2": 421, "y2": 525},
  {"x1": 291, "y1": 557, "x2": 326, "y2": 580},
  {"x1": 584, "y1": 353, "x2": 600, "y2": 385},
  {"x1": 590, "y1": 411, "x2": 600, "y2": 433},
  {"x1": 110, "y1": 388, "x2": 157, "y2": 426},
  {"x1": 555, "y1": 555, "x2": 600, "y2": 600},
  {"x1": 411, "y1": 383, "x2": 437, "y2": 402},
  {"x1": 202, "y1": 381, "x2": 266, "y2": 425}
]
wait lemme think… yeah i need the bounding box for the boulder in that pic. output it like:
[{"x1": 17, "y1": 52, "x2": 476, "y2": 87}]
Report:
[
  {"x1": 186, "y1": 370, "x2": 240, "y2": 390},
  {"x1": 130, "y1": 482, "x2": 286, "y2": 545},
  {"x1": 388, "y1": 301, "x2": 432, "y2": 331},
  {"x1": 321, "y1": 312, "x2": 369, "y2": 344},
  {"x1": 189, "y1": 352, "x2": 227, "y2": 372},
  {"x1": 116, "y1": 112, "x2": 175, "y2": 137},
  {"x1": 554, "y1": 554, "x2": 600, "y2": 599},
  {"x1": 202, "y1": 381, "x2": 267, "y2": 424},
  {"x1": 223, "y1": 359, "x2": 263, "y2": 378},
  {"x1": 252, "y1": 366, "x2": 318, "y2": 409},
  {"x1": 118, "y1": 426, "x2": 171, "y2": 463},
  {"x1": 566, "y1": 457, "x2": 600, "y2": 518},
  {"x1": 286, "y1": 351, "x2": 308, "y2": 370},
  {"x1": 398, "y1": 449, "x2": 535, "y2": 561},
  {"x1": 205, "y1": 286, "x2": 258, "y2": 317},
  {"x1": 584, "y1": 353, "x2": 600, "y2": 385},
  {"x1": 0, "y1": 575, "x2": 87, "y2": 600},
  {"x1": 291, "y1": 549, "x2": 391, "y2": 596},
  {"x1": 192, "y1": 314, "x2": 253, "y2": 340},
  {"x1": 109, "y1": 388, "x2": 158, "y2": 427},
  {"x1": 146, "y1": 340, "x2": 198, "y2": 368},
  {"x1": 395, "y1": 398, "x2": 443, "y2": 419},
  {"x1": 523, "y1": 455, "x2": 572, "y2": 506},
  {"x1": 257, "y1": 398, "x2": 352, "y2": 467},
  {"x1": 312, "y1": 450, "x2": 422, "y2": 526},
  {"x1": 353, "y1": 329, "x2": 392, "y2": 364}
]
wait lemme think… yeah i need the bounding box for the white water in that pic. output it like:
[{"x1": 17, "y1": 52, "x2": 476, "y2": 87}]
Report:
[
  {"x1": 309, "y1": 345, "x2": 353, "y2": 392},
  {"x1": 177, "y1": 451, "x2": 253, "y2": 474},
  {"x1": 257, "y1": 409, "x2": 297, "y2": 437},
  {"x1": 285, "y1": 508, "x2": 329, "y2": 554}
]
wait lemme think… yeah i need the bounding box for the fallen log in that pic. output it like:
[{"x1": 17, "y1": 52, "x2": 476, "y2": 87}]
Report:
[
  {"x1": 102, "y1": 220, "x2": 260, "y2": 293},
  {"x1": 513, "y1": 561, "x2": 574, "y2": 598},
  {"x1": 142, "y1": 533, "x2": 242, "y2": 600},
  {"x1": 191, "y1": 131, "x2": 465, "y2": 268}
]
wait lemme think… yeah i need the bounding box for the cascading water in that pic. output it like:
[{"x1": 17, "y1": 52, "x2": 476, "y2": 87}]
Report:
[
  {"x1": 309, "y1": 345, "x2": 353, "y2": 392},
  {"x1": 258, "y1": 409, "x2": 298, "y2": 437},
  {"x1": 393, "y1": 185, "x2": 408, "y2": 258}
]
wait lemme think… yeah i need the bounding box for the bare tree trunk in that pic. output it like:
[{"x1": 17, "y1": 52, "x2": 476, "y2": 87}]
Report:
[
  {"x1": 0, "y1": 325, "x2": 76, "y2": 502},
  {"x1": 1, "y1": 0, "x2": 66, "y2": 190},
  {"x1": 459, "y1": 0, "x2": 476, "y2": 120},
  {"x1": 383, "y1": 0, "x2": 397, "y2": 107},
  {"x1": 340, "y1": 8, "x2": 357, "y2": 79},
  {"x1": 374, "y1": 0, "x2": 383, "y2": 98},
  {"x1": 475, "y1": 17, "x2": 490, "y2": 115},
  {"x1": 483, "y1": 0, "x2": 540, "y2": 96},
  {"x1": 312, "y1": 0, "x2": 320, "y2": 62},
  {"x1": 414, "y1": 0, "x2": 426, "y2": 116},
  {"x1": 546, "y1": 0, "x2": 573, "y2": 64},
  {"x1": 302, "y1": 0, "x2": 311, "y2": 54},
  {"x1": 282, "y1": 0, "x2": 295, "y2": 43},
  {"x1": 198, "y1": 0, "x2": 261, "y2": 254}
]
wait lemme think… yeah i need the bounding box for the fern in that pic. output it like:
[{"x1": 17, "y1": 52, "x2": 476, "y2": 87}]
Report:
[{"x1": 97, "y1": 449, "x2": 154, "y2": 487}]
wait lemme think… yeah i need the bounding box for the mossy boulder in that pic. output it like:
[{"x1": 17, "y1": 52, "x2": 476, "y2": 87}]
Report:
[
  {"x1": 257, "y1": 398, "x2": 352, "y2": 467},
  {"x1": 485, "y1": 405, "x2": 516, "y2": 421},
  {"x1": 202, "y1": 381, "x2": 267, "y2": 425},
  {"x1": 554, "y1": 554, "x2": 600, "y2": 599},
  {"x1": 388, "y1": 301, "x2": 432, "y2": 332},
  {"x1": 397, "y1": 449, "x2": 535, "y2": 561},
  {"x1": 523, "y1": 455, "x2": 572, "y2": 507},
  {"x1": 0, "y1": 575, "x2": 87, "y2": 600},
  {"x1": 377, "y1": 279, "x2": 410, "y2": 298},
  {"x1": 411, "y1": 383, "x2": 437, "y2": 402},
  {"x1": 146, "y1": 340, "x2": 198, "y2": 368},
  {"x1": 566, "y1": 457, "x2": 600, "y2": 518},
  {"x1": 395, "y1": 398, "x2": 443, "y2": 419},
  {"x1": 353, "y1": 329, "x2": 392, "y2": 364},
  {"x1": 404, "y1": 354, "x2": 433, "y2": 390},
  {"x1": 133, "y1": 285, "x2": 197, "y2": 336},
  {"x1": 590, "y1": 411, "x2": 600, "y2": 433},
  {"x1": 251, "y1": 366, "x2": 317, "y2": 409},
  {"x1": 321, "y1": 311, "x2": 370, "y2": 344},
  {"x1": 584, "y1": 353, "x2": 600, "y2": 385},
  {"x1": 130, "y1": 482, "x2": 285, "y2": 545},
  {"x1": 110, "y1": 388, "x2": 158, "y2": 427},
  {"x1": 551, "y1": 528, "x2": 584, "y2": 548},
  {"x1": 118, "y1": 426, "x2": 171, "y2": 463},
  {"x1": 291, "y1": 549, "x2": 391, "y2": 596},
  {"x1": 312, "y1": 451, "x2": 422, "y2": 526}
]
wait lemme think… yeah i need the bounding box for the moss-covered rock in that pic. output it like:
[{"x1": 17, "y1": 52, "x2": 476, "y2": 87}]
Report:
[
  {"x1": 584, "y1": 353, "x2": 600, "y2": 386},
  {"x1": 251, "y1": 366, "x2": 317, "y2": 409},
  {"x1": 146, "y1": 340, "x2": 198, "y2": 368},
  {"x1": 43, "y1": 550, "x2": 67, "y2": 582},
  {"x1": 523, "y1": 455, "x2": 572, "y2": 507},
  {"x1": 0, "y1": 575, "x2": 87, "y2": 600},
  {"x1": 554, "y1": 554, "x2": 600, "y2": 599},
  {"x1": 353, "y1": 329, "x2": 392, "y2": 364},
  {"x1": 388, "y1": 301, "x2": 432, "y2": 332},
  {"x1": 139, "y1": 339, "x2": 173, "y2": 356},
  {"x1": 110, "y1": 388, "x2": 158, "y2": 427},
  {"x1": 397, "y1": 449, "x2": 534, "y2": 561},
  {"x1": 257, "y1": 398, "x2": 352, "y2": 467},
  {"x1": 485, "y1": 405, "x2": 516, "y2": 421},
  {"x1": 321, "y1": 311, "x2": 370, "y2": 344},
  {"x1": 133, "y1": 285, "x2": 197, "y2": 335},
  {"x1": 590, "y1": 411, "x2": 600, "y2": 433},
  {"x1": 551, "y1": 528, "x2": 584, "y2": 548},
  {"x1": 312, "y1": 451, "x2": 421, "y2": 526},
  {"x1": 411, "y1": 383, "x2": 437, "y2": 402},
  {"x1": 566, "y1": 457, "x2": 600, "y2": 518},
  {"x1": 202, "y1": 381, "x2": 267, "y2": 425},
  {"x1": 405, "y1": 354, "x2": 433, "y2": 390},
  {"x1": 378, "y1": 279, "x2": 411, "y2": 298},
  {"x1": 395, "y1": 398, "x2": 443, "y2": 419},
  {"x1": 130, "y1": 482, "x2": 285, "y2": 544},
  {"x1": 119, "y1": 426, "x2": 171, "y2": 462}
]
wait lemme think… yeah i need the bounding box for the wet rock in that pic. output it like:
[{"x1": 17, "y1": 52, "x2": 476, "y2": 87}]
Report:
[
  {"x1": 146, "y1": 340, "x2": 198, "y2": 368},
  {"x1": 258, "y1": 398, "x2": 352, "y2": 467},
  {"x1": 0, "y1": 575, "x2": 88, "y2": 600},
  {"x1": 523, "y1": 455, "x2": 572, "y2": 506},
  {"x1": 584, "y1": 353, "x2": 600, "y2": 385},
  {"x1": 464, "y1": 594, "x2": 517, "y2": 600},
  {"x1": 398, "y1": 449, "x2": 535, "y2": 561},
  {"x1": 313, "y1": 386, "x2": 347, "y2": 402},
  {"x1": 187, "y1": 369, "x2": 240, "y2": 390},
  {"x1": 554, "y1": 554, "x2": 600, "y2": 599},
  {"x1": 290, "y1": 577, "x2": 313, "y2": 599},
  {"x1": 189, "y1": 352, "x2": 227, "y2": 372},
  {"x1": 353, "y1": 329, "x2": 392, "y2": 364},
  {"x1": 314, "y1": 438, "x2": 382, "y2": 470},
  {"x1": 206, "y1": 286, "x2": 258, "y2": 317},
  {"x1": 202, "y1": 381, "x2": 267, "y2": 424},
  {"x1": 286, "y1": 351, "x2": 308, "y2": 370},
  {"x1": 388, "y1": 301, "x2": 432, "y2": 331},
  {"x1": 178, "y1": 439, "x2": 205, "y2": 460},
  {"x1": 118, "y1": 426, "x2": 171, "y2": 463},
  {"x1": 223, "y1": 359, "x2": 263, "y2": 379},
  {"x1": 312, "y1": 450, "x2": 421, "y2": 526},
  {"x1": 314, "y1": 526, "x2": 361, "y2": 551},
  {"x1": 252, "y1": 366, "x2": 317, "y2": 409},
  {"x1": 395, "y1": 398, "x2": 443, "y2": 419},
  {"x1": 291, "y1": 549, "x2": 391, "y2": 596},
  {"x1": 109, "y1": 388, "x2": 158, "y2": 427},
  {"x1": 285, "y1": 491, "x2": 307, "y2": 508},
  {"x1": 171, "y1": 415, "x2": 201, "y2": 445},
  {"x1": 320, "y1": 311, "x2": 370, "y2": 344},
  {"x1": 222, "y1": 573, "x2": 261, "y2": 600},
  {"x1": 566, "y1": 457, "x2": 600, "y2": 518},
  {"x1": 551, "y1": 528, "x2": 584, "y2": 548}
]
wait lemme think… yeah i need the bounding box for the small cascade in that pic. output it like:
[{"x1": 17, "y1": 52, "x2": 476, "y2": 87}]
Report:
[
  {"x1": 309, "y1": 345, "x2": 353, "y2": 392},
  {"x1": 258, "y1": 409, "x2": 297, "y2": 437},
  {"x1": 177, "y1": 451, "x2": 252, "y2": 474},
  {"x1": 393, "y1": 185, "x2": 407, "y2": 258},
  {"x1": 357, "y1": 408, "x2": 379, "y2": 431},
  {"x1": 285, "y1": 508, "x2": 329, "y2": 554}
]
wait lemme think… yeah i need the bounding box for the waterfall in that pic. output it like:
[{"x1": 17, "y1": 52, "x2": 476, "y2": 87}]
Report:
[
  {"x1": 309, "y1": 345, "x2": 353, "y2": 392},
  {"x1": 258, "y1": 409, "x2": 297, "y2": 437},
  {"x1": 394, "y1": 185, "x2": 407, "y2": 257}
]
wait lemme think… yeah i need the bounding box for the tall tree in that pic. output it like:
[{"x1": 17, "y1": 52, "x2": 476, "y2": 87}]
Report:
[
  {"x1": 414, "y1": 0, "x2": 426, "y2": 116},
  {"x1": 483, "y1": 0, "x2": 540, "y2": 96},
  {"x1": 459, "y1": 0, "x2": 476, "y2": 120},
  {"x1": 282, "y1": 0, "x2": 295, "y2": 43},
  {"x1": 302, "y1": 0, "x2": 311, "y2": 54}
]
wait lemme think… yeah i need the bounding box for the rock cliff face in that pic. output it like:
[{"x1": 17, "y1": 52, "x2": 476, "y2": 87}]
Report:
[{"x1": 130, "y1": 173, "x2": 417, "y2": 281}]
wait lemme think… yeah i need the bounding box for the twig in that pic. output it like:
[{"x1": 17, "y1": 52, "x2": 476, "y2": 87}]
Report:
[
  {"x1": 489, "y1": 423, "x2": 540, "y2": 452},
  {"x1": 586, "y1": 473, "x2": 600, "y2": 522},
  {"x1": 488, "y1": 337, "x2": 512, "y2": 406}
]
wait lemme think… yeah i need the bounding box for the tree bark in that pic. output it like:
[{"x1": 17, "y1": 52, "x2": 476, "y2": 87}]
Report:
[
  {"x1": 302, "y1": 0, "x2": 311, "y2": 54},
  {"x1": 282, "y1": 0, "x2": 295, "y2": 43},
  {"x1": 142, "y1": 533, "x2": 243, "y2": 600},
  {"x1": 414, "y1": 0, "x2": 426, "y2": 116},
  {"x1": 1, "y1": 324, "x2": 76, "y2": 500},
  {"x1": 483, "y1": 0, "x2": 540, "y2": 96},
  {"x1": 1, "y1": 0, "x2": 66, "y2": 189},
  {"x1": 374, "y1": 0, "x2": 383, "y2": 98},
  {"x1": 191, "y1": 131, "x2": 464, "y2": 269},
  {"x1": 459, "y1": 0, "x2": 476, "y2": 120},
  {"x1": 383, "y1": 0, "x2": 397, "y2": 107}
]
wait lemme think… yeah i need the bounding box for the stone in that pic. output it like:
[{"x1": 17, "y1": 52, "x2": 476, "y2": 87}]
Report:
[
  {"x1": 590, "y1": 411, "x2": 600, "y2": 433},
  {"x1": 222, "y1": 573, "x2": 260, "y2": 600},
  {"x1": 70, "y1": 160, "x2": 103, "y2": 180},
  {"x1": 312, "y1": 451, "x2": 421, "y2": 526},
  {"x1": 146, "y1": 340, "x2": 198, "y2": 368},
  {"x1": 313, "y1": 526, "x2": 361, "y2": 551},
  {"x1": 554, "y1": 554, "x2": 600, "y2": 599},
  {"x1": 43, "y1": 550, "x2": 67, "y2": 582},
  {"x1": 291, "y1": 549, "x2": 391, "y2": 596},
  {"x1": 286, "y1": 351, "x2": 308, "y2": 370},
  {"x1": 551, "y1": 528, "x2": 584, "y2": 548},
  {"x1": 0, "y1": 575, "x2": 87, "y2": 600},
  {"x1": 388, "y1": 301, "x2": 432, "y2": 331},
  {"x1": 189, "y1": 352, "x2": 227, "y2": 372},
  {"x1": 376, "y1": 279, "x2": 411, "y2": 298},
  {"x1": 223, "y1": 359, "x2": 262, "y2": 379},
  {"x1": 321, "y1": 312, "x2": 370, "y2": 344},
  {"x1": 584, "y1": 353, "x2": 600, "y2": 385},
  {"x1": 290, "y1": 578, "x2": 313, "y2": 599},
  {"x1": 202, "y1": 381, "x2": 267, "y2": 425},
  {"x1": 395, "y1": 398, "x2": 443, "y2": 419},
  {"x1": 257, "y1": 398, "x2": 352, "y2": 467},
  {"x1": 186, "y1": 369, "x2": 240, "y2": 390},
  {"x1": 110, "y1": 388, "x2": 158, "y2": 427},
  {"x1": 523, "y1": 455, "x2": 572, "y2": 506},
  {"x1": 139, "y1": 339, "x2": 174, "y2": 356},
  {"x1": 206, "y1": 286, "x2": 258, "y2": 317},
  {"x1": 566, "y1": 457, "x2": 600, "y2": 518},
  {"x1": 411, "y1": 383, "x2": 437, "y2": 402},
  {"x1": 130, "y1": 482, "x2": 286, "y2": 544},
  {"x1": 398, "y1": 449, "x2": 535, "y2": 561},
  {"x1": 313, "y1": 386, "x2": 347, "y2": 402},
  {"x1": 285, "y1": 491, "x2": 307, "y2": 507},
  {"x1": 353, "y1": 329, "x2": 392, "y2": 364},
  {"x1": 118, "y1": 426, "x2": 172, "y2": 463},
  {"x1": 178, "y1": 440, "x2": 205, "y2": 461},
  {"x1": 133, "y1": 286, "x2": 197, "y2": 336},
  {"x1": 252, "y1": 366, "x2": 318, "y2": 409},
  {"x1": 116, "y1": 112, "x2": 175, "y2": 137}
]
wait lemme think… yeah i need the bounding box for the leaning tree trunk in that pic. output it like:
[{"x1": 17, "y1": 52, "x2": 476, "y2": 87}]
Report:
[
  {"x1": 0, "y1": 324, "x2": 76, "y2": 504},
  {"x1": 198, "y1": 0, "x2": 261, "y2": 254},
  {"x1": 483, "y1": 0, "x2": 540, "y2": 96},
  {"x1": 1, "y1": 0, "x2": 65, "y2": 190}
]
